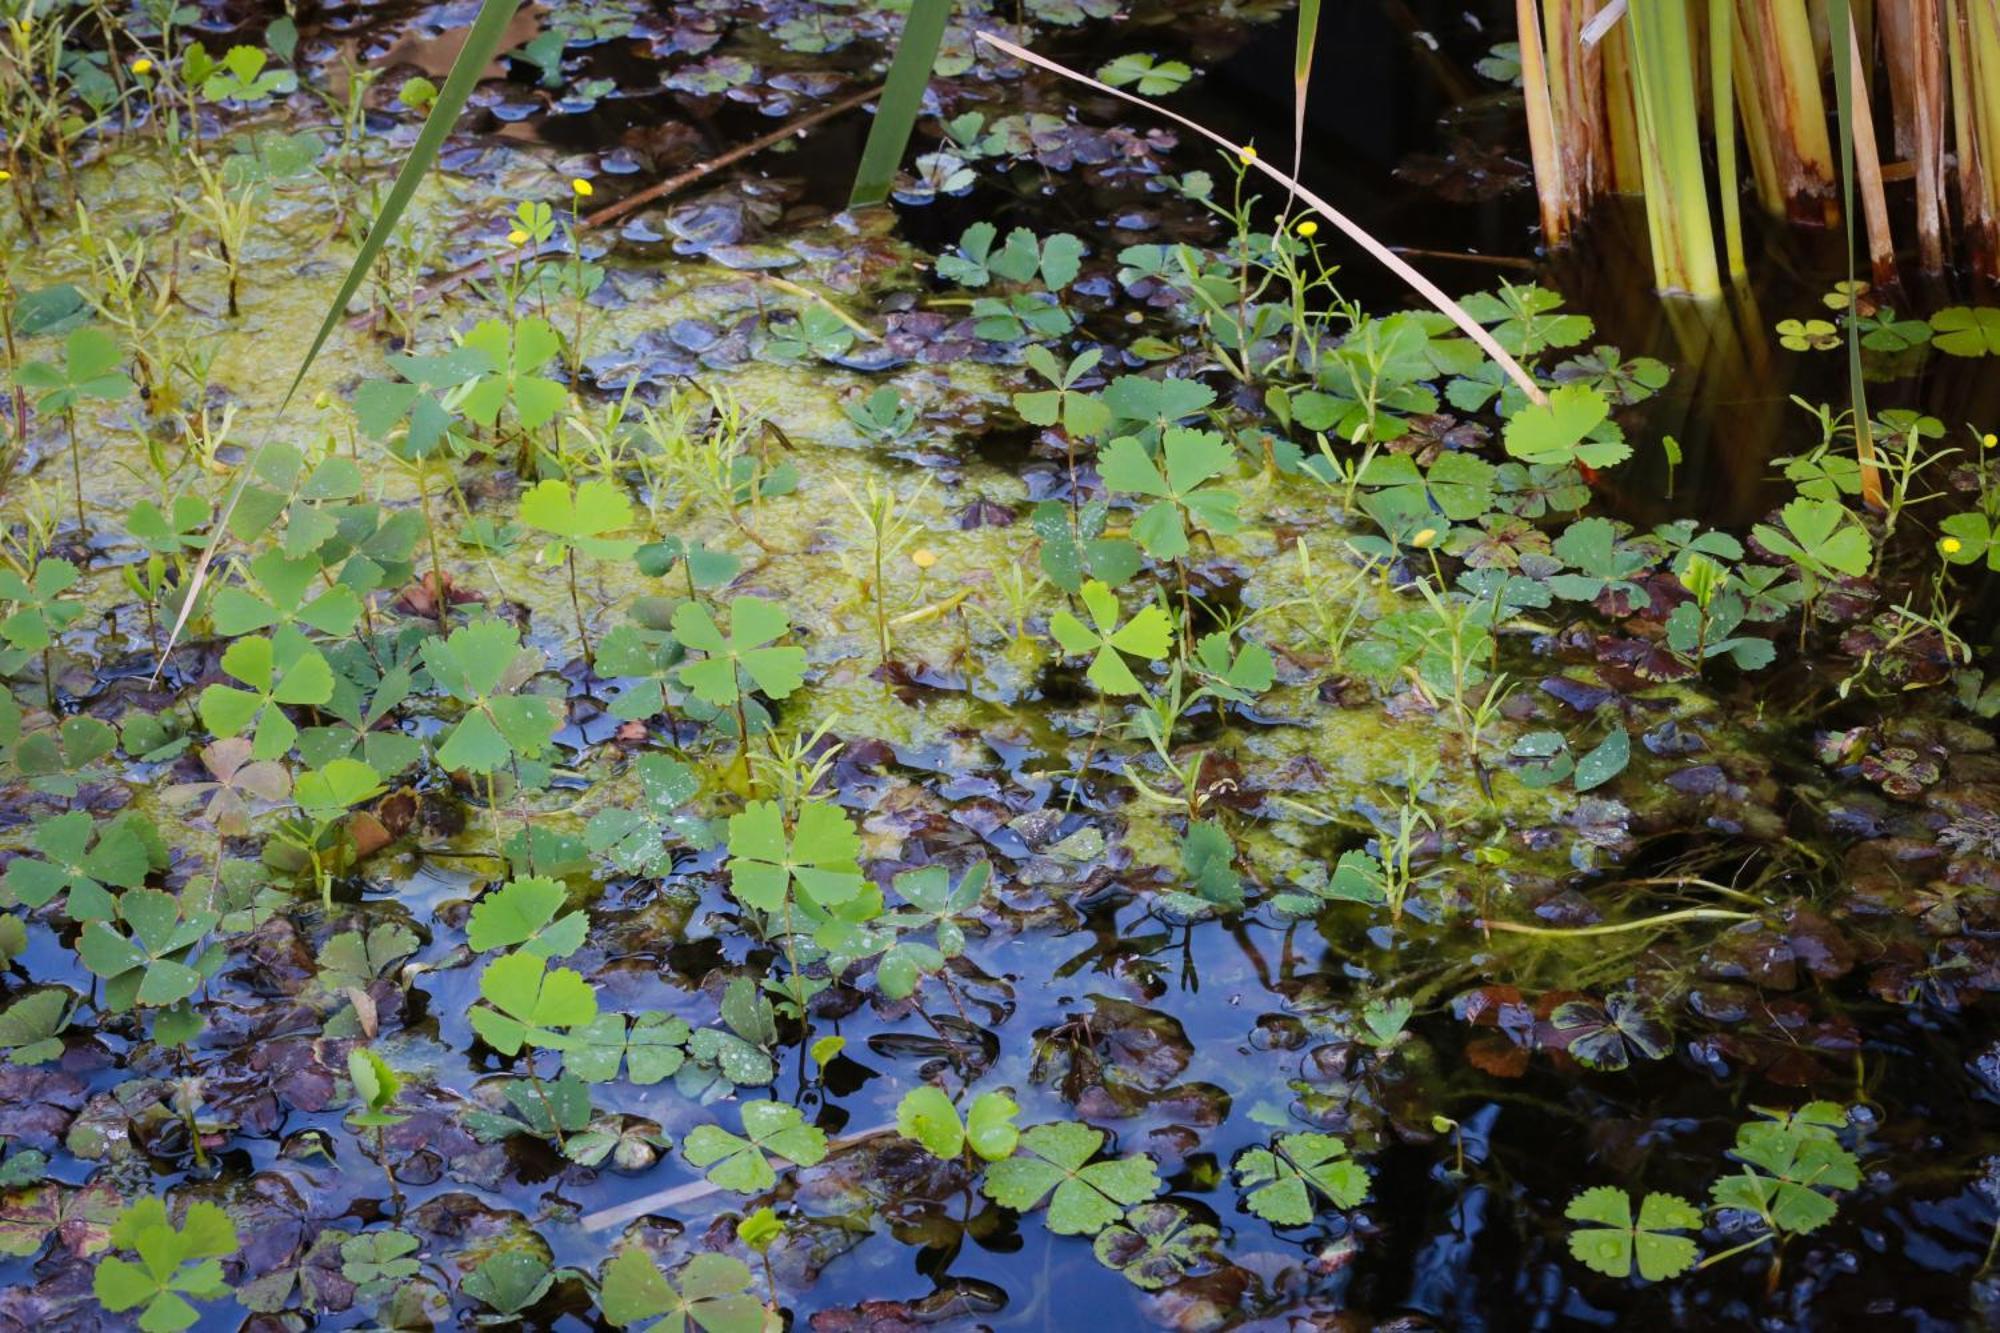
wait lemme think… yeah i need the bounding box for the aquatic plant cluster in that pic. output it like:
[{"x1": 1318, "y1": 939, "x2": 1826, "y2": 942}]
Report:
[{"x1": 0, "y1": 0, "x2": 1996, "y2": 1328}]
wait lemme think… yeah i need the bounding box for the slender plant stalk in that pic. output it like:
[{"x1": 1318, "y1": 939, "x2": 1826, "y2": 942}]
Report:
[
  {"x1": 1741, "y1": 0, "x2": 1838, "y2": 224},
  {"x1": 1478, "y1": 907, "x2": 1756, "y2": 937},
  {"x1": 63, "y1": 407, "x2": 86, "y2": 536},
  {"x1": 565, "y1": 547, "x2": 594, "y2": 668},
  {"x1": 1599, "y1": 18, "x2": 1645, "y2": 191},
  {"x1": 973, "y1": 30, "x2": 1547, "y2": 403},
  {"x1": 1730, "y1": 10, "x2": 1788, "y2": 215}
]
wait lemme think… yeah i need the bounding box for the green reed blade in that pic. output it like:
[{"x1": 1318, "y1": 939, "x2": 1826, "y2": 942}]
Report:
[
  {"x1": 848, "y1": 0, "x2": 951, "y2": 209},
  {"x1": 157, "y1": 0, "x2": 524, "y2": 673},
  {"x1": 1827, "y1": 0, "x2": 1876, "y2": 502},
  {"x1": 1290, "y1": 0, "x2": 1320, "y2": 199},
  {"x1": 280, "y1": 0, "x2": 523, "y2": 409}
]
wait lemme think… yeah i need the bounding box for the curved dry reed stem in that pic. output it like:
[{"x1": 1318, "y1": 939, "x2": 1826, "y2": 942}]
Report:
[{"x1": 972, "y1": 29, "x2": 1547, "y2": 405}]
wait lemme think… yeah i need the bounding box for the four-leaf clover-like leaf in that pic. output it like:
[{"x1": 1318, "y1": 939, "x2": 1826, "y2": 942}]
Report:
[
  {"x1": 466, "y1": 876, "x2": 588, "y2": 957},
  {"x1": 77, "y1": 889, "x2": 219, "y2": 1012},
  {"x1": 1751, "y1": 497, "x2": 1874, "y2": 581},
  {"x1": 2, "y1": 811, "x2": 148, "y2": 918},
  {"x1": 461, "y1": 316, "x2": 569, "y2": 430},
  {"x1": 0, "y1": 559, "x2": 85, "y2": 654},
  {"x1": 682, "y1": 1099, "x2": 829, "y2": 1193},
  {"x1": 198, "y1": 627, "x2": 335, "y2": 761},
  {"x1": 468, "y1": 949, "x2": 599, "y2": 1056},
  {"x1": 671, "y1": 597, "x2": 806, "y2": 708},
  {"x1": 982, "y1": 1121, "x2": 1162, "y2": 1236},
  {"x1": 16, "y1": 327, "x2": 135, "y2": 413},
  {"x1": 421, "y1": 621, "x2": 562, "y2": 774},
  {"x1": 1049, "y1": 579, "x2": 1173, "y2": 695},
  {"x1": 1097, "y1": 427, "x2": 1241, "y2": 559},
  {"x1": 1234, "y1": 1132, "x2": 1369, "y2": 1225},
  {"x1": 1565, "y1": 1186, "x2": 1702, "y2": 1281},
  {"x1": 210, "y1": 550, "x2": 363, "y2": 638},
  {"x1": 518, "y1": 478, "x2": 638, "y2": 561},
  {"x1": 1502, "y1": 383, "x2": 1630, "y2": 470},
  {"x1": 92, "y1": 1197, "x2": 238, "y2": 1333},
  {"x1": 599, "y1": 1249, "x2": 763, "y2": 1332},
  {"x1": 725, "y1": 799, "x2": 862, "y2": 914}
]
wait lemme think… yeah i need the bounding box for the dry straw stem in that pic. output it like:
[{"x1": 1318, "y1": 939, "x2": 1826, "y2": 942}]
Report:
[
  {"x1": 353, "y1": 83, "x2": 884, "y2": 329},
  {"x1": 579, "y1": 1125, "x2": 895, "y2": 1232},
  {"x1": 970, "y1": 30, "x2": 1547, "y2": 405}
]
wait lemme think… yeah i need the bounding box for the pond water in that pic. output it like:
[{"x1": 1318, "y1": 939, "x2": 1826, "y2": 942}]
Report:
[{"x1": 0, "y1": 1, "x2": 1997, "y2": 1330}]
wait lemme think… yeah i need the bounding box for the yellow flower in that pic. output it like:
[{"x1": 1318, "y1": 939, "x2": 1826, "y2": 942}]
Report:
[
  {"x1": 1942, "y1": 537, "x2": 1964, "y2": 554},
  {"x1": 130, "y1": 58, "x2": 153, "y2": 75},
  {"x1": 1410, "y1": 527, "x2": 1438, "y2": 549},
  {"x1": 911, "y1": 548, "x2": 938, "y2": 570},
  {"x1": 1237, "y1": 145, "x2": 1257, "y2": 164},
  {"x1": 0, "y1": 170, "x2": 10, "y2": 184},
  {"x1": 507, "y1": 228, "x2": 529, "y2": 246},
  {"x1": 1984, "y1": 432, "x2": 1997, "y2": 449},
  {"x1": 570, "y1": 177, "x2": 594, "y2": 198},
  {"x1": 1296, "y1": 219, "x2": 1318, "y2": 237}
]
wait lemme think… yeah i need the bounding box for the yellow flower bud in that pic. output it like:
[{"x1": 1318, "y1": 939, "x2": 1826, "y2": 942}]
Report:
[
  {"x1": 131, "y1": 58, "x2": 153, "y2": 75},
  {"x1": 571, "y1": 177, "x2": 594, "y2": 198},
  {"x1": 507, "y1": 228, "x2": 528, "y2": 246},
  {"x1": 1984, "y1": 432, "x2": 1997, "y2": 449},
  {"x1": 1296, "y1": 219, "x2": 1318, "y2": 237},
  {"x1": 1942, "y1": 536, "x2": 1964, "y2": 554},
  {"x1": 911, "y1": 548, "x2": 938, "y2": 570},
  {"x1": 1237, "y1": 145, "x2": 1257, "y2": 164},
  {"x1": 0, "y1": 169, "x2": 10, "y2": 184},
  {"x1": 1410, "y1": 527, "x2": 1438, "y2": 549}
]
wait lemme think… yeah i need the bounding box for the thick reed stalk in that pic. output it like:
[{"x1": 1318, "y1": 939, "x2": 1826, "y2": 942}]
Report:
[
  {"x1": 1740, "y1": 0, "x2": 1838, "y2": 223},
  {"x1": 1516, "y1": 0, "x2": 1571, "y2": 243},
  {"x1": 1951, "y1": 0, "x2": 2000, "y2": 275},
  {"x1": 1599, "y1": 20, "x2": 1645, "y2": 192},
  {"x1": 1627, "y1": 0, "x2": 1723, "y2": 295},
  {"x1": 1731, "y1": 10, "x2": 1789, "y2": 215},
  {"x1": 1881, "y1": 0, "x2": 1947, "y2": 271}
]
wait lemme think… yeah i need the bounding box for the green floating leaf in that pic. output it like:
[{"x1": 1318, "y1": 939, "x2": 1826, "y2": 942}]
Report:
[
  {"x1": 467, "y1": 877, "x2": 587, "y2": 957},
  {"x1": 1564, "y1": 1186, "x2": 1702, "y2": 1280},
  {"x1": 1049, "y1": 580, "x2": 1172, "y2": 695},
  {"x1": 468, "y1": 950, "x2": 599, "y2": 1056},
  {"x1": 599, "y1": 1249, "x2": 763, "y2": 1332},
  {"x1": 982, "y1": 1121, "x2": 1161, "y2": 1236},
  {"x1": 1930, "y1": 306, "x2": 2000, "y2": 357},
  {"x1": 1234, "y1": 1132, "x2": 1368, "y2": 1225},
  {"x1": 1503, "y1": 384, "x2": 1630, "y2": 470},
  {"x1": 682, "y1": 1099, "x2": 828, "y2": 1194},
  {"x1": 92, "y1": 1198, "x2": 238, "y2": 1333}
]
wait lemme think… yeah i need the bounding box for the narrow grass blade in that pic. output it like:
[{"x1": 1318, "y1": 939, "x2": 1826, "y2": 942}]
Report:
[
  {"x1": 1282, "y1": 0, "x2": 1320, "y2": 221},
  {"x1": 972, "y1": 30, "x2": 1546, "y2": 403},
  {"x1": 156, "y1": 0, "x2": 525, "y2": 675},
  {"x1": 1828, "y1": 0, "x2": 1883, "y2": 510},
  {"x1": 848, "y1": 0, "x2": 951, "y2": 209}
]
